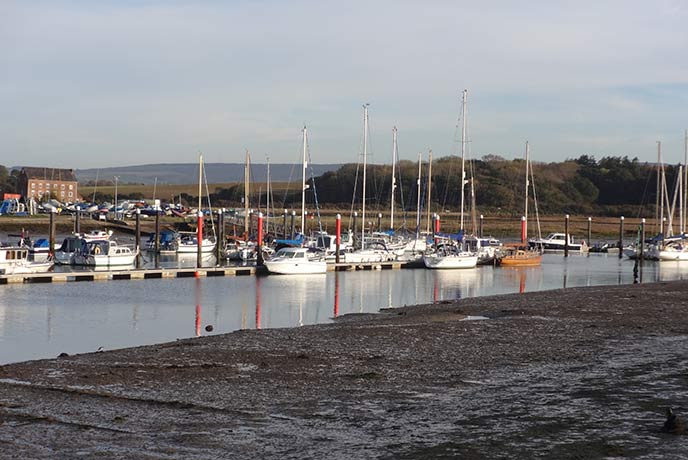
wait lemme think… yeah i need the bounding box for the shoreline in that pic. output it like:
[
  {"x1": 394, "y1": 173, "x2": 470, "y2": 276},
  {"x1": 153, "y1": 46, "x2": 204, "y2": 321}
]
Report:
[{"x1": 1, "y1": 281, "x2": 688, "y2": 458}]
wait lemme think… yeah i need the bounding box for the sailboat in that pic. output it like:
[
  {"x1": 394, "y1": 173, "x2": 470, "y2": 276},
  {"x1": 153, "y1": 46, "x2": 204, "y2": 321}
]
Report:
[
  {"x1": 265, "y1": 126, "x2": 327, "y2": 275},
  {"x1": 423, "y1": 89, "x2": 477, "y2": 269},
  {"x1": 345, "y1": 104, "x2": 395, "y2": 264},
  {"x1": 498, "y1": 141, "x2": 542, "y2": 267},
  {"x1": 177, "y1": 154, "x2": 216, "y2": 254}
]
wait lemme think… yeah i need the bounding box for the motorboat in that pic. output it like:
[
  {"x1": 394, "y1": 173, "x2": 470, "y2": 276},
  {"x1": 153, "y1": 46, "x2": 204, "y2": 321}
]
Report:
[
  {"x1": 175, "y1": 232, "x2": 216, "y2": 254},
  {"x1": 0, "y1": 246, "x2": 53, "y2": 274},
  {"x1": 344, "y1": 241, "x2": 395, "y2": 264},
  {"x1": 73, "y1": 239, "x2": 138, "y2": 267},
  {"x1": 529, "y1": 233, "x2": 587, "y2": 252},
  {"x1": 264, "y1": 247, "x2": 327, "y2": 275}
]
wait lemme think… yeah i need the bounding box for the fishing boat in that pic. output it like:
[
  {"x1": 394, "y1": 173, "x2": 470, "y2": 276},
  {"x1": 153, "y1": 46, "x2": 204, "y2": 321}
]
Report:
[
  {"x1": 0, "y1": 246, "x2": 53, "y2": 274},
  {"x1": 498, "y1": 141, "x2": 542, "y2": 267},
  {"x1": 72, "y1": 239, "x2": 138, "y2": 267},
  {"x1": 264, "y1": 247, "x2": 327, "y2": 275}
]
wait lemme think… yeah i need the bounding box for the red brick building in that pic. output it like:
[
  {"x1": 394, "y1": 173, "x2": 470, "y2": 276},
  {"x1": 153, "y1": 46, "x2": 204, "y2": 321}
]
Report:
[{"x1": 17, "y1": 167, "x2": 78, "y2": 202}]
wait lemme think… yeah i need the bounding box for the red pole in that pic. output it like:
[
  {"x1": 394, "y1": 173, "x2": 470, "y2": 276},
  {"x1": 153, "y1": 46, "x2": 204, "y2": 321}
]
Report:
[
  {"x1": 196, "y1": 210, "x2": 203, "y2": 269},
  {"x1": 520, "y1": 216, "x2": 527, "y2": 244},
  {"x1": 435, "y1": 214, "x2": 440, "y2": 233},
  {"x1": 335, "y1": 213, "x2": 341, "y2": 264},
  {"x1": 257, "y1": 212, "x2": 264, "y2": 266}
]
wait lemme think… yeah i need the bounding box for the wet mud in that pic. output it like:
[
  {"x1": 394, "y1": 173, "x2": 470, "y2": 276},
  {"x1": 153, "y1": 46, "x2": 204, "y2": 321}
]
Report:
[{"x1": 1, "y1": 281, "x2": 688, "y2": 459}]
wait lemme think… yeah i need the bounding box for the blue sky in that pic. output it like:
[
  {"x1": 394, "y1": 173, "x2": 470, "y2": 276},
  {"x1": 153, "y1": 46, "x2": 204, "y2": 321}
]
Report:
[{"x1": 1, "y1": 0, "x2": 687, "y2": 168}]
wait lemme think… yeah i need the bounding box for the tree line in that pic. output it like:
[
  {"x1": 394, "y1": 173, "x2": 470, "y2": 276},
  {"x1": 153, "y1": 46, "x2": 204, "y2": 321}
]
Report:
[{"x1": 206, "y1": 155, "x2": 668, "y2": 217}]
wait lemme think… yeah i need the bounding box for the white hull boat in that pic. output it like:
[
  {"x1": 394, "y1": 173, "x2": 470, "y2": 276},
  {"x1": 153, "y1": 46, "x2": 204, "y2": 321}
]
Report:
[
  {"x1": 264, "y1": 248, "x2": 327, "y2": 275},
  {"x1": 73, "y1": 240, "x2": 139, "y2": 267},
  {"x1": 423, "y1": 252, "x2": 478, "y2": 269}
]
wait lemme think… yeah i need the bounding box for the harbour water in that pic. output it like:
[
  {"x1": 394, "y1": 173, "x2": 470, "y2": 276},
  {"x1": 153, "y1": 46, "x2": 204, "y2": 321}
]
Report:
[{"x1": 1, "y1": 253, "x2": 687, "y2": 364}]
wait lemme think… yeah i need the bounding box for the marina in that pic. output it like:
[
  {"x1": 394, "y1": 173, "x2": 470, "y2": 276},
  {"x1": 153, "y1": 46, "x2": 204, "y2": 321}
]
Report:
[{"x1": 2, "y1": 251, "x2": 687, "y2": 365}]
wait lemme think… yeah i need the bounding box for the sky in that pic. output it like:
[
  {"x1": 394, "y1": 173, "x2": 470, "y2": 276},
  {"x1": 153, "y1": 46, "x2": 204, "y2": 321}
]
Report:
[{"x1": 1, "y1": 0, "x2": 687, "y2": 169}]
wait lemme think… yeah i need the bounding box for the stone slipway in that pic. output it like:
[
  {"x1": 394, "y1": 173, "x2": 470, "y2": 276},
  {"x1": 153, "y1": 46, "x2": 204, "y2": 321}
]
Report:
[{"x1": 1, "y1": 281, "x2": 688, "y2": 459}]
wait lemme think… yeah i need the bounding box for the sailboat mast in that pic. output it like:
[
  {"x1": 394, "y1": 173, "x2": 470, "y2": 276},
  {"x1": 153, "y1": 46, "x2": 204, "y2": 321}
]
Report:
[
  {"x1": 426, "y1": 150, "x2": 433, "y2": 234},
  {"x1": 198, "y1": 153, "x2": 203, "y2": 212},
  {"x1": 361, "y1": 104, "x2": 369, "y2": 250},
  {"x1": 460, "y1": 89, "x2": 467, "y2": 232},
  {"x1": 658, "y1": 141, "x2": 664, "y2": 235},
  {"x1": 390, "y1": 127, "x2": 397, "y2": 231},
  {"x1": 524, "y1": 141, "x2": 530, "y2": 239},
  {"x1": 244, "y1": 150, "x2": 250, "y2": 237},
  {"x1": 266, "y1": 157, "x2": 271, "y2": 236},
  {"x1": 684, "y1": 129, "x2": 688, "y2": 233},
  {"x1": 301, "y1": 126, "x2": 308, "y2": 237},
  {"x1": 416, "y1": 152, "x2": 422, "y2": 238}
]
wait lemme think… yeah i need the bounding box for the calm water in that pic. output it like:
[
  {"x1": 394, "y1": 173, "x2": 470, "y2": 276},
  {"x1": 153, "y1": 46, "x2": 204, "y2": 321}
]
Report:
[{"x1": 2, "y1": 253, "x2": 688, "y2": 364}]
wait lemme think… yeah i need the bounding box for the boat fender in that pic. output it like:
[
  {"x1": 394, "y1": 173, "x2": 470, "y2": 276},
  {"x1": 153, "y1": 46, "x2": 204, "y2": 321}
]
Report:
[{"x1": 94, "y1": 247, "x2": 101, "y2": 255}]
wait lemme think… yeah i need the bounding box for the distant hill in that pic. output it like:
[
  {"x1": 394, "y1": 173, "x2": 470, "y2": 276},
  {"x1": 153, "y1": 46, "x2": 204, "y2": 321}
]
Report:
[{"x1": 76, "y1": 163, "x2": 342, "y2": 185}]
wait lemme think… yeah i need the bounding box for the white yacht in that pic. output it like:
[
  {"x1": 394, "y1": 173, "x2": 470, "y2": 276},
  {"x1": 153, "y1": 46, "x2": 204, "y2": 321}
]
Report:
[{"x1": 264, "y1": 247, "x2": 327, "y2": 275}]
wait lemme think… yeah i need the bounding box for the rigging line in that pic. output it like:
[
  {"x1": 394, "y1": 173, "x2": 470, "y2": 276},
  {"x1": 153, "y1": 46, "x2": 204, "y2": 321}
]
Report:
[
  {"x1": 441, "y1": 95, "x2": 463, "y2": 210},
  {"x1": 278, "y1": 146, "x2": 300, "y2": 211},
  {"x1": 529, "y1": 157, "x2": 543, "y2": 243},
  {"x1": 348, "y1": 122, "x2": 366, "y2": 229},
  {"x1": 305, "y1": 134, "x2": 324, "y2": 236},
  {"x1": 201, "y1": 159, "x2": 217, "y2": 240}
]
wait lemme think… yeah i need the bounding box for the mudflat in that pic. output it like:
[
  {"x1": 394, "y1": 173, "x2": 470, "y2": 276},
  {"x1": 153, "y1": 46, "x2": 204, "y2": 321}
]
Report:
[{"x1": 1, "y1": 281, "x2": 687, "y2": 459}]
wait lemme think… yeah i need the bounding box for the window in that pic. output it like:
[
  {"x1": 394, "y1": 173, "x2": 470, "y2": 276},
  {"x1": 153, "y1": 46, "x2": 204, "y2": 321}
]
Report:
[
  {"x1": 38, "y1": 183, "x2": 43, "y2": 188},
  {"x1": 69, "y1": 184, "x2": 73, "y2": 190},
  {"x1": 68, "y1": 192, "x2": 73, "y2": 197},
  {"x1": 31, "y1": 183, "x2": 35, "y2": 189},
  {"x1": 45, "y1": 183, "x2": 49, "y2": 188},
  {"x1": 60, "y1": 191, "x2": 65, "y2": 197},
  {"x1": 61, "y1": 184, "x2": 65, "y2": 190},
  {"x1": 53, "y1": 184, "x2": 57, "y2": 189}
]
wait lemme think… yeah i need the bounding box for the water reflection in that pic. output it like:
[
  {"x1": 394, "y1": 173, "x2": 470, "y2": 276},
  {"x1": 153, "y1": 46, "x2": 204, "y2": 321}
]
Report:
[{"x1": 4, "y1": 254, "x2": 688, "y2": 363}]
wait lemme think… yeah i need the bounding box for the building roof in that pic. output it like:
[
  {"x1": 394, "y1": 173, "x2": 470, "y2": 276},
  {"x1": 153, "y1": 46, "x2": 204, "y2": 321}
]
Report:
[{"x1": 21, "y1": 167, "x2": 77, "y2": 182}]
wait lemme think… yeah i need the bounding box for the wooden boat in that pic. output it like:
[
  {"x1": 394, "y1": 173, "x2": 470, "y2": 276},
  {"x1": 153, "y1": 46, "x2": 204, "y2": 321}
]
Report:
[{"x1": 497, "y1": 244, "x2": 542, "y2": 267}]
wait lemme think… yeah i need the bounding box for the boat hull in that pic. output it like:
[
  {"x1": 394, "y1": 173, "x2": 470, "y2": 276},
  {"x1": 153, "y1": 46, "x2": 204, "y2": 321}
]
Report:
[
  {"x1": 422, "y1": 254, "x2": 478, "y2": 269},
  {"x1": 264, "y1": 260, "x2": 327, "y2": 275}
]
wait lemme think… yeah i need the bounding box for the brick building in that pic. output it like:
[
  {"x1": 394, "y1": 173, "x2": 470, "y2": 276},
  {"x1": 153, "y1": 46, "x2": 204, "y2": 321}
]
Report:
[{"x1": 17, "y1": 167, "x2": 78, "y2": 202}]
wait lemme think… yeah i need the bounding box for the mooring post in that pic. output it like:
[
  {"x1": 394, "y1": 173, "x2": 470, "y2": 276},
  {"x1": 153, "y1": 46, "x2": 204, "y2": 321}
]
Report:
[
  {"x1": 283, "y1": 209, "x2": 288, "y2": 238},
  {"x1": 216, "y1": 209, "x2": 224, "y2": 262},
  {"x1": 155, "y1": 210, "x2": 160, "y2": 253},
  {"x1": 353, "y1": 212, "x2": 358, "y2": 242},
  {"x1": 432, "y1": 213, "x2": 437, "y2": 245},
  {"x1": 74, "y1": 206, "x2": 81, "y2": 235},
  {"x1": 479, "y1": 214, "x2": 484, "y2": 238},
  {"x1": 587, "y1": 217, "x2": 592, "y2": 248},
  {"x1": 335, "y1": 213, "x2": 341, "y2": 264},
  {"x1": 435, "y1": 214, "x2": 441, "y2": 245},
  {"x1": 304, "y1": 210, "x2": 308, "y2": 236},
  {"x1": 640, "y1": 218, "x2": 646, "y2": 263},
  {"x1": 521, "y1": 216, "x2": 527, "y2": 244},
  {"x1": 135, "y1": 209, "x2": 141, "y2": 268},
  {"x1": 49, "y1": 208, "x2": 56, "y2": 256},
  {"x1": 564, "y1": 214, "x2": 570, "y2": 257},
  {"x1": 377, "y1": 213, "x2": 382, "y2": 232},
  {"x1": 619, "y1": 216, "x2": 624, "y2": 259},
  {"x1": 290, "y1": 211, "x2": 296, "y2": 239},
  {"x1": 257, "y1": 212, "x2": 264, "y2": 266},
  {"x1": 196, "y1": 210, "x2": 203, "y2": 269}
]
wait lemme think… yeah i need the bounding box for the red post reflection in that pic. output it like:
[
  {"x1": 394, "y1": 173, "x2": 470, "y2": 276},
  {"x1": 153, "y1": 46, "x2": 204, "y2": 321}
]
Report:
[
  {"x1": 433, "y1": 275, "x2": 439, "y2": 303},
  {"x1": 195, "y1": 278, "x2": 202, "y2": 336},
  {"x1": 519, "y1": 269, "x2": 526, "y2": 294},
  {"x1": 334, "y1": 272, "x2": 340, "y2": 318},
  {"x1": 255, "y1": 276, "x2": 262, "y2": 330}
]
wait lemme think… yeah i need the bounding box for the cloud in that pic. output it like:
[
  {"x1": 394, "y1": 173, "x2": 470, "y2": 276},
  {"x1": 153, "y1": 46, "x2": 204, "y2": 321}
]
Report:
[{"x1": 1, "y1": 0, "x2": 687, "y2": 167}]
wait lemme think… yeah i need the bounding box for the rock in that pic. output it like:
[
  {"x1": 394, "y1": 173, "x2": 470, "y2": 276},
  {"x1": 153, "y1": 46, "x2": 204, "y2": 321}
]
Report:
[
  {"x1": 58, "y1": 352, "x2": 69, "y2": 358},
  {"x1": 662, "y1": 407, "x2": 686, "y2": 434},
  {"x1": 205, "y1": 325, "x2": 214, "y2": 332}
]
